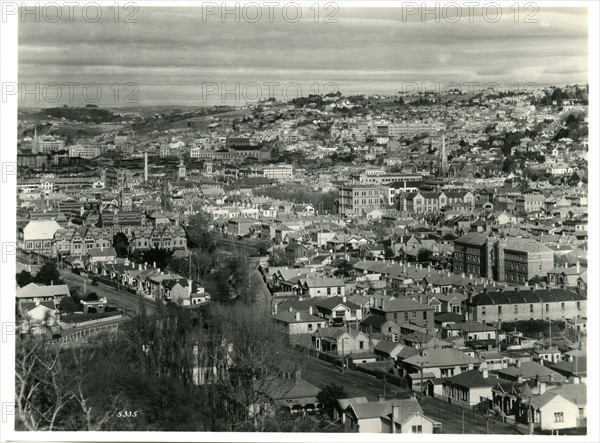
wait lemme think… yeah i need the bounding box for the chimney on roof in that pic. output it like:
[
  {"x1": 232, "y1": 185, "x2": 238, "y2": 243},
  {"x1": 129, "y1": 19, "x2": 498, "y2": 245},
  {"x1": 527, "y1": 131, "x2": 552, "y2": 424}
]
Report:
[
  {"x1": 470, "y1": 274, "x2": 473, "y2": 280},
  {"x1": 576, "y1": 261, "x2": 580, "y2": 273},
  {"x1": 295, "y1": 311, "x2": 301, "y2": 322},
  {"x1": 378, "y1": 395, "x2": 385, "y2": 402},
  {"x1": 289, "y1": 306, "x2": 293, "y2": 312},
  {"x1": 342, "y1": 296, "x2": 346, "y2": 303},
  {"x1": 461, "y1": 272, "x2": 466, "y2": 278},
  {"x1": 309, "y1": 306, "x2": 313, "y2": 316},
  {"x1": 482, "y1": 368, "x2": 489, "y2": 379},
  {"x1": 538, "y1": 381, "x2": 546, "y2": 395}
]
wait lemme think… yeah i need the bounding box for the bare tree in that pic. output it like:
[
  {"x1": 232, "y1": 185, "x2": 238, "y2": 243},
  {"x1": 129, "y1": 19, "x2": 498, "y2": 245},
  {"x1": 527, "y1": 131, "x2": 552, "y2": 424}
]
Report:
[
  {"x1": 15, "y1": 334, "x2": 123, "y2": 431},
  {"x1": 208, "y1": 303, "x2": 296, "y2": 431},
  {"x1": 15, "y1": 337, "x2": 69, "y2": 431}
]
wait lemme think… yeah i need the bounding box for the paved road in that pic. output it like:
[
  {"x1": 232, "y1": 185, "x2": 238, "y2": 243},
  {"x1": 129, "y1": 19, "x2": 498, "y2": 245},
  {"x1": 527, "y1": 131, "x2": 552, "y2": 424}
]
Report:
[
  {"x1": 283, "y1": 349, "x2": 410, "y2": 401},
  {"x1": 60, "y1": 270, "x2": 156, "y2": 316},
  {"x1": 284, "y1": 349, "x2": 523, "y2": 435}
]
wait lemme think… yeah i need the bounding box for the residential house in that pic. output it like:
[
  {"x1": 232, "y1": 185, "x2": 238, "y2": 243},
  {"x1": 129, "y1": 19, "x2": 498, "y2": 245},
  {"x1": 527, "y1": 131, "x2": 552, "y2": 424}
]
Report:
[
  {"x1": 344, "y1": 397, "x2": 439, "y2": 433},
  {"x1": 399, "y1": 348, "x2": 482, "y2": 392},
  {"x1": 314, "y1": 296, "x2": 363, "y2": 326},
  {"x1": 16, "y1": 283, "x2": 70, "y2": 307},
  {"x1": 272, "y1": 307, "x2": 326, "y2": 335},
  {"x1": 298, "y1": 277, "x2": 346, "y2": 298},
  {"x1": 442, "y1": 368, "x2": 498, "y2": 406},
  {"x1": 369, "y1": 297, "x2": 435, "y2": 332},
  {"x1": 312, "y1": 327, "x2": 370, "y2": 355}
]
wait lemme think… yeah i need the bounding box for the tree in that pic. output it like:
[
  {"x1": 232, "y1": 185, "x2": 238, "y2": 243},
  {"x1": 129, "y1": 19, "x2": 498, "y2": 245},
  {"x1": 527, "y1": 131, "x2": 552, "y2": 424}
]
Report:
[
  {"x1": 502, "y1": 157, "x2": 517, "y2": 173},
  {"x1": 208, "y1": 303, "x2": 292, "y2": 431},
  {"x1": 142, "y1": 246, "x2": 174, "y2": 271},
  {"x1": 16, "y1": 270, "x2": 34, "y2": 287},
  {"x1": 112, "y1": 232, "x2": 129, "y2": 257},
  {"x1": 417, "y1": 248, "x2": 433, "y2": 263},
  {"x1": 60, "y1": 296, "x2": 76, "y2": 314},
  {"x1": 334, "y1": 259, "x2": 354, "y2": 278},
  {"x1": 267, "y1": 248, "x2": 293, "y2": 267},
  {"x1": 15, "y1": 335, "x2": 122, "y2": 431},
  {"x1": 187, "y1": 213, "x2": 216, "y2": 252},
  {"x1": 254, "y1": 240, "x2": 272, "y2": 256},
  {"x1": 35, "y1": 263, "x2": 62, "y2": 286},
  {"x1": 317, "y1": 383, "x2": 348, "y2": 418},
  {"x1": 86, "y1": 292, "x2": 99, "y2": 301}
]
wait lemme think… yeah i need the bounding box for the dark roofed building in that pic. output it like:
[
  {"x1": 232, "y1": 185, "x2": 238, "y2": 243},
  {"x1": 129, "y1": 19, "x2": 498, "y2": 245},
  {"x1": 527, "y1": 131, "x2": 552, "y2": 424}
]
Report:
[
  {"x1": 464, "y1": 288, "x2": 586, "y2": 322},
  {"x1": 452, "y1": 232, "x2": 493, "y2": 278}
]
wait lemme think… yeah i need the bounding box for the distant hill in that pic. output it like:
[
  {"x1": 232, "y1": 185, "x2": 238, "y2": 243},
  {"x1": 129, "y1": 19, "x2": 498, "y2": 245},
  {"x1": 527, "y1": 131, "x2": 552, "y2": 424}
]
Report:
[{"x1": 42, "y1": 106, "x2": 121, "y2": 124}]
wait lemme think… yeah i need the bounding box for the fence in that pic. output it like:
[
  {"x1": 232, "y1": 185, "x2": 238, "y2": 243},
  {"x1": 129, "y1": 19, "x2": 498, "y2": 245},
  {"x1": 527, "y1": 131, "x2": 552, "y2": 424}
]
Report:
[
  {"x1": 91, "y1": 275, "x2": 145, "y2": 296},
  {"x1": 55, "y1": 322, "x2": 119, "y2": 343},
  {"x1": 355, "y1": 365, "x2": 408, "y2": 389},
  {"x1": 60, "y1": 314, "x2": 123, "y2": 329}
]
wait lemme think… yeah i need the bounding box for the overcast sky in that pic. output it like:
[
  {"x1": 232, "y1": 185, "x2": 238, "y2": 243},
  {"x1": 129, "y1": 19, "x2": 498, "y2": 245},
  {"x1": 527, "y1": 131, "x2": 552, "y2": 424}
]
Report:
[{"x1": 18, "y1": 6, "x2": 588, "y2": 107}]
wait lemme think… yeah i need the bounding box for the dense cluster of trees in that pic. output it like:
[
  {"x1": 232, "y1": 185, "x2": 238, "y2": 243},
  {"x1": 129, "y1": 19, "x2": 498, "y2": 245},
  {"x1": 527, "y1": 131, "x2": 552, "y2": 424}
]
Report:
[
  {"x1": 16, "y1": 263, "x2": 63, "y2": 288},
  {"x1": 16, "y1": 298, "x2": 321, "y2": 431}
]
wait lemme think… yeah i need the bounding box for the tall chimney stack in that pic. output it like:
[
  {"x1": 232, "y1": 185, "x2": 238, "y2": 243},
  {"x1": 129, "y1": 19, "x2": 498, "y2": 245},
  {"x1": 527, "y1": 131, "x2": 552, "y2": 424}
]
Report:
[{"x1": 144, "y1": 151, "x2": 148, "y2": 182}]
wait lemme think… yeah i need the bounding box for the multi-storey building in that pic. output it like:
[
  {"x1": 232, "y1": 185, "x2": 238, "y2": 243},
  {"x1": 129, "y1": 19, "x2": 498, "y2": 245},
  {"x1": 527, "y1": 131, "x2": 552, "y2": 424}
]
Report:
[
  {"x1": 369, "y1": 297, "x2": 435, "y2": 332},
  {"x1": 357, "y1": 172, "x2": 422, "y2": 185},
  {"x1": 464, "y1": 288, "x2": 586, "y2": 323},
  {"x1": 129, "y1": 225, "x2": 187, "y2": 251},
  {"x1": 17, "y1": 154, "x2": 49, "y2": 169},
  {"x1": 396, "y1": 191, "x2": 452, "y2": 213},
  {"x1": 68, "y1": 145, "x2": 101, "y2": 159},
  {"x1": 496, "y1": 237, "x2": 554, "y2": 284},
  {"x1": 515, "y1": 193, "x2": 546, "y2": 214},
  {"x1": 452, "y1": 232, "x2": 494, "y2": 278},
  {"x1": 54, "y1": 226, "x2": 113, "y2": 257},
  {"x1": 385, "y1": 121, "x2": 446, "y2": 137},
  {"x1": 386, "y1": 181, "x2": 422, "y2": 205},
  {"x1": 241, "y1": 164, "x2": 293, "y2": 180},
  {"x1": 186, "y1": 147, "x2": 272, "y2": 161},
  {"x1": 18, "y1": 220, "x2": 62, "y2": 256},
  {"x1": 34, "y1": 137, "x2": 66, "y2": 154},
  {"x1": 337, "y1": 185, "x2": 385, "y2": 216}
]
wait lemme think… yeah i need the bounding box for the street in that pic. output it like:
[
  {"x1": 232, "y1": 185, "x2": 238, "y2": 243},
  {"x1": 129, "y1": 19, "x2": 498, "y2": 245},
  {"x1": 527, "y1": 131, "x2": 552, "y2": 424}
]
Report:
[
  {"x1": 284, "y1": 349, "x2": 524, "y2": 435},
  {"x1": 60, "y1": 270, "x2": 156, "y2": 316}
]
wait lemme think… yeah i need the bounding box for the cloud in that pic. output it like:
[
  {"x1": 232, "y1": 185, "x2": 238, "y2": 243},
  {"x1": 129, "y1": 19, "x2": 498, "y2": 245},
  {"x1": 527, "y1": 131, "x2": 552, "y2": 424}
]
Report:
[{"x1": 17, "y1": 6, "x2": 589, "y2": 105}]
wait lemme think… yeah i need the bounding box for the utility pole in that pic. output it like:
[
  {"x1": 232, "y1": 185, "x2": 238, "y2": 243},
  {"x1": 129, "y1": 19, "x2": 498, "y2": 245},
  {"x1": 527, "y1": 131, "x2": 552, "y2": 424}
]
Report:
[
  {"x1": 341, "y1": 339, "x2": 345, "y2": 374},
  {"x1": 383, "y1": 375, "x2": 387, "y2": 399},
  {"x1": 527, "y1": 396, "x2": 534, "y2": 435}
]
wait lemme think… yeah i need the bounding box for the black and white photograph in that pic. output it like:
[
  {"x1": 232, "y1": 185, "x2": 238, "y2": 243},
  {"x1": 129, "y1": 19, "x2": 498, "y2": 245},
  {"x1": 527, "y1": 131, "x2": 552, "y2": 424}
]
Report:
[{"x1": 0, "y1": 1, "x2": 598, "y2": 441}]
